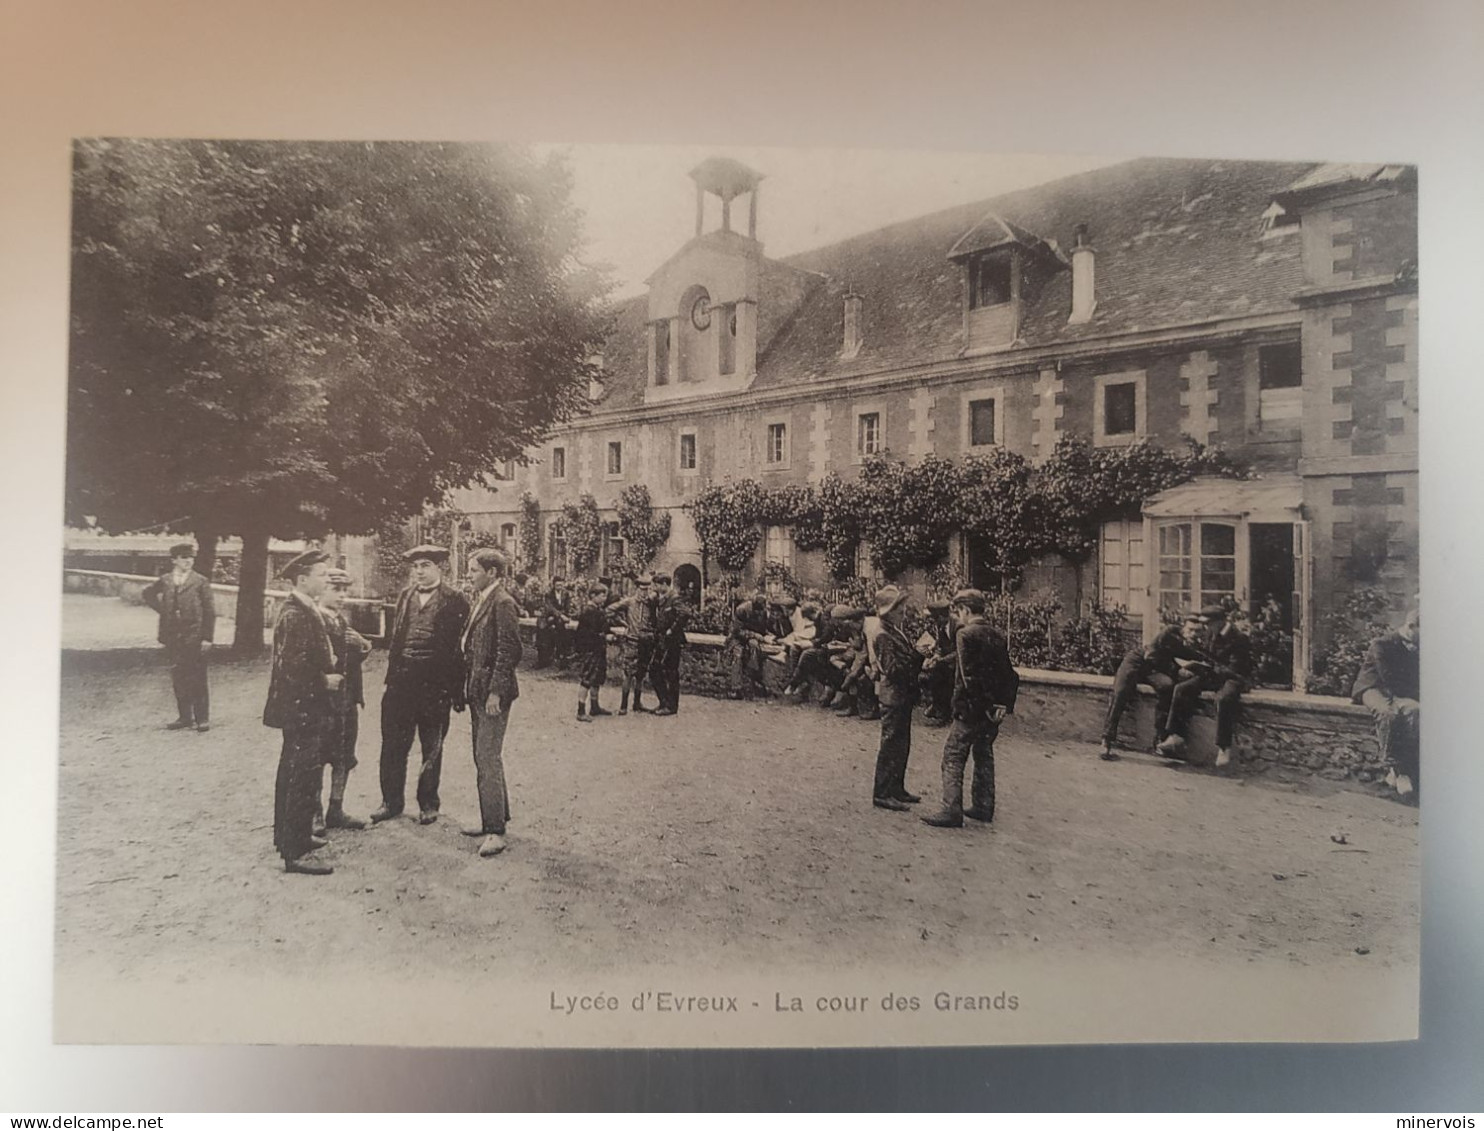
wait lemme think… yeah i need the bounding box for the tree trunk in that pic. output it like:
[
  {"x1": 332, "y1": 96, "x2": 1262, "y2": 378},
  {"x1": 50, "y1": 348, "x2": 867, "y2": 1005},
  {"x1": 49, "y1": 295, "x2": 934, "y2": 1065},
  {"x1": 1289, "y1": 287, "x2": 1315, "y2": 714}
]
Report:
[
  {"x1": 193, "y1": 527, "x2": 219, "y2": 583},
  {"x1": 233, "y1": 525, "x2": 271, "y2": 657}
]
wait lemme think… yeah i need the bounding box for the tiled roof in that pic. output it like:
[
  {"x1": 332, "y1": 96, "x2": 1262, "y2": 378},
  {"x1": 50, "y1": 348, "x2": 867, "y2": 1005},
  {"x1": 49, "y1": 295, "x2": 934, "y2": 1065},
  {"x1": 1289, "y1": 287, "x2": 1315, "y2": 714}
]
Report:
[{"x1": 588, "y1": 157, "x2": 1334, "y2": 413}]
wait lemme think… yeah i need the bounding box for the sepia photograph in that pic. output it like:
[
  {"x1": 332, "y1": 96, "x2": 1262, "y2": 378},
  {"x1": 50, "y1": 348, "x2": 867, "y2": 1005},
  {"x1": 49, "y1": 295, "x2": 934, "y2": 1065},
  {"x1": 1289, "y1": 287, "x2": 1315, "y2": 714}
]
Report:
[{"x1": 53, "y1": 137, "x2": 1422, "y2": 1048}]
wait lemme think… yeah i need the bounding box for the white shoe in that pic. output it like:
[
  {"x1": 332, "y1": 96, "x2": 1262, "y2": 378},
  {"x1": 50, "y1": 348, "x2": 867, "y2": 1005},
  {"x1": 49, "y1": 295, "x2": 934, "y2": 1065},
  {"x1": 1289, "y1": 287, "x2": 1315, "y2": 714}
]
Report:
[
  {"x1": 1385, "y1": 768, "x2": 1397, "y2": 788},
  {"x1": 479, "y1": 833, "x2": 507, "y2": 858},
  {"x1": 1395, "y1": 774, "x2": 1414, "y2": 797},
  {"x1": 1215, "y1": 747, "x2": 1232, "y2": 768}
]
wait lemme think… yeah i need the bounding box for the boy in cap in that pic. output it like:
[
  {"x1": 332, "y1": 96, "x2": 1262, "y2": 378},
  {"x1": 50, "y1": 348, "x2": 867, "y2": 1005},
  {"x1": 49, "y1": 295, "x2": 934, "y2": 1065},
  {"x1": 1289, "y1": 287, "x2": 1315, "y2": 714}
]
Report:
[
  {"x1": 312, "y1": 568, "x2": 371, "y2": 834},
  {"x1": 649, "y1": 572, "x2": 689, "y2": 716},
  {"x1": 372, "y1": 545, "x2": 470, "y2": 825},
  {"x1": 1098, "y1": 612, "x2": 1208, "y2": 761},
  {"x1": 263, "y1": 550, "x2": 340, "y2": 875},
  {"x1": 142, "y1": 542, "x2": 215, "y2": 732},
  {"x1": 921, "y1": 589, "x2": 1020, "y2": 828},
  {"x1": 918, "y1": 600, "x2": 955, "y2": 726},
  {"x1": 727, "y1": 592, "x2": 774, "y2": 699},
  {"x1": 611, "y1": 573, "x2": 658, "y2": 714},
  {"x1": 573, "y1": 582, "x2": 615, "y2": 721},
  {"x1": 871, "y1": 585, "x2": 924, "y2": 810},
  {"x1": 1352, "y1": 601, "x2": 1420, "y2": 800},
  {"x1": 1158, "y1": 604, "x2": 1251, "y2": 769}
]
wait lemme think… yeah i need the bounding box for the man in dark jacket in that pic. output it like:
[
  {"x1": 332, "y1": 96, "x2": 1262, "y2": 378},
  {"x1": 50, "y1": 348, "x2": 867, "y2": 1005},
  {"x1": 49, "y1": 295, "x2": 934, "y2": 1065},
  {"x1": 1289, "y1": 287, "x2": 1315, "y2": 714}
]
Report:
[
  {"x1": 460, "y1": 549, "x2": 523, "y2": 857},
  {"x1": 1158, "y1": 604, "x2": 1252, "y2": 769},
  {"x1": 263, "y1": 550, "x2": 339, "y2": 876},
  {"x1": 649, "y1": 573, "x2": 689, "y2": 716},
  {"x1": 1098, "y1": 613, "x2": 1207, "y2": 760},
  {"x1": 142, "y1": 542, "x2": 216, "y2": 732},
  {"x1": 922, "y1": 589, "x2": 1020, "y2": 829},
  {"x1": 371, "y1": 545, "x2": 470, "y2": 826},
  {"x1": 1352, "y1": 603, "x2": 1420, "y2": 800},
  {"x1": 871, "y1": 586, "x2": 924, "y2": 811}
]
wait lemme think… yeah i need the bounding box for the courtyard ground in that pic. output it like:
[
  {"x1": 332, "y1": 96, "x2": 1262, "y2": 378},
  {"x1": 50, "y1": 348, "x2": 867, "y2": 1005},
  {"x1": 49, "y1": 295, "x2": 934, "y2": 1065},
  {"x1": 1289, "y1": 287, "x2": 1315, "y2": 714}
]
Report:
[{"x1": 53, "y1": 593, "x2": 1420, "y2": 991}]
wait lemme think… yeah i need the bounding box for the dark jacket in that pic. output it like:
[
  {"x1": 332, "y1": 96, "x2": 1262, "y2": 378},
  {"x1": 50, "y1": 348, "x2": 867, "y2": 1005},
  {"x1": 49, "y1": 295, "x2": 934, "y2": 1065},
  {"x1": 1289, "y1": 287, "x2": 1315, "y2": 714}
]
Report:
[
  {"x1": 263, "y1": 593, "x2": 336, "y2": 729},
  {"x1": 1203, "y1": 622, "x2": 1253, "y2": 687},
  {"x1": 324, "y1": 608, "x2": 370, "y2": 710},
  {"x1": 463, "y1": 582, "x2": 523, "y2": 711},
  {"x1": 653, "y1": 593, "x2": 690, "y2": 652},
  {"x1": 1352, "y1": 632, "x2": 1420, "y2": 703},
  {"x1": 385, "y1": 583, "x2": 470, "y2": 704},
  {"x1": 951, "y1": 619, "x2": 1020, "y2": 723},
  {"x1": 874, "y1": 621, "x2": 924, "y2": 708},
  {"x1": 142, "y1": 569, "x2": 215, "y2": 648},
  {"x1": 1136, "y1": 624, "x2": 1208, "y2": 679},
  {"x1": 729, "y1": 600, "x2": 771, "y2": 643},
  {"x1": 574, "y1": 604, "x2": 611, "y2": 655}
]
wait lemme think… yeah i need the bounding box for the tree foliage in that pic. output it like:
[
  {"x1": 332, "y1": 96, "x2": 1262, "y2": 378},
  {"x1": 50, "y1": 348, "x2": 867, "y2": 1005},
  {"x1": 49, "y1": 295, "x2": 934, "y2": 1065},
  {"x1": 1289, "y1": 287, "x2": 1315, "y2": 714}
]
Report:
[{"x1": 68, "y1": 138, "x2": 610, "y2": 649}]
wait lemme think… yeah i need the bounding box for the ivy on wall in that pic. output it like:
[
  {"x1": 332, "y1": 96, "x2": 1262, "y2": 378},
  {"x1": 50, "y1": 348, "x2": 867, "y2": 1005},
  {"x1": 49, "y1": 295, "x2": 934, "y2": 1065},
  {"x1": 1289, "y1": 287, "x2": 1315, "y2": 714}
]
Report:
[
  {"x1": 685, "y1": 438, "x2": 1248, "y2": 587},
  {"x1": 560, "y1": 494, "x2": 603, "y2": 574},
  {"x1": 518, "y1": 492, "x2": 543, "y2": 569},
  {"x1": 616, "y1": 483, "x2": 672, "y2": 569}
]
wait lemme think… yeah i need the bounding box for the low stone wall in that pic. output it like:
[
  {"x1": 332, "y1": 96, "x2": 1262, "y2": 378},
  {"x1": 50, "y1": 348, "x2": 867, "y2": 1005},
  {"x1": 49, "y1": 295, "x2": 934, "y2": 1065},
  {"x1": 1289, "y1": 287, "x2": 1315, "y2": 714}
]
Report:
[
  {"x1": 514, "y1": 621, "x2": 1385, "y2": 783},
  {"x1": 63, "y1": 570, "x2": 386, "y2": 637}
]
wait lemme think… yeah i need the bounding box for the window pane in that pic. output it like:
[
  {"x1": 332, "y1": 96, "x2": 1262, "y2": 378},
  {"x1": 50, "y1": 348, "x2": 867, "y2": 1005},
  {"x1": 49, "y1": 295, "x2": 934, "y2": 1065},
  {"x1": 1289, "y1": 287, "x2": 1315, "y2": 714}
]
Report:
[
  {"x1": 607, "y1": 442, "x2": 622, "y2": 474},
  {"x1": 858, "y1": 412, "x2": 880, "y2": 454},
  {"x1": 680, "y1": 433, "x2": 696, "y2": 469},
  {"x1": 1104, "y1": 382, "x2": 1137, "y2": 435},
  {"x1": 969, "y1": 399, "x2": 997, "y2": 446},
  {"x1": 974, "y1": 257, "x2": 1011, "y2": 308},
  {"x1": 1159, "y1": 524, "x2": 1191, "y2": 556},
  {"x1": 1201, "y1": 523, "x2": 1235, "y2": 555},
  {"x1": 552, "y1": 448, "x2": 565, "y2": 478},
  {"x1": 1259, "y1": 341, "x2": 1302, "y2": 390}
]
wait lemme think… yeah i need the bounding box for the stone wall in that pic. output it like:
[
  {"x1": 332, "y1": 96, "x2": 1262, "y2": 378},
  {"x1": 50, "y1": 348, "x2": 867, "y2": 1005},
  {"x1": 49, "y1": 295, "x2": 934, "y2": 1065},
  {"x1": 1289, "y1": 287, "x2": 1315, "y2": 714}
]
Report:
[{"x1": 514, "y1": 621, "x2": 1385, "y2": 782}]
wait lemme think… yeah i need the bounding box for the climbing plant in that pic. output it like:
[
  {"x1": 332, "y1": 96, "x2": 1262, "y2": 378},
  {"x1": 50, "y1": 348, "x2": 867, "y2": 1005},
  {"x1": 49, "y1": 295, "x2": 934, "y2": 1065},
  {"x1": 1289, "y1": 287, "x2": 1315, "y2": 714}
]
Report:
[
  {"x1": 518, "y1": 492, "x2": 543, "y2": 570},
  {"x1": 560, "y1": 493, "x2": 603, "y2": 574},
  {"x1": 616, "y1": 483, "x2": 672, "y2": 569}
]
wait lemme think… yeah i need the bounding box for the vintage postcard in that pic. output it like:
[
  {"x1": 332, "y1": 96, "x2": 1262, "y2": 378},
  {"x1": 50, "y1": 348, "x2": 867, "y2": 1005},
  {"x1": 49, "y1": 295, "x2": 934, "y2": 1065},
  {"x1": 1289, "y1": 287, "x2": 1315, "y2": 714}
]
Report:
[{"x1": 55, "y1": 141, "x2": 1420, "y2": 1047}]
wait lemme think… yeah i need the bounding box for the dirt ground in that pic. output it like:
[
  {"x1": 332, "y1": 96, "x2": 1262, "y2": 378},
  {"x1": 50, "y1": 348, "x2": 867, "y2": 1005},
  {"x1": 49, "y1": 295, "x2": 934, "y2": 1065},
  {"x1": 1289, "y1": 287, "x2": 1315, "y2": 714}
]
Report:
[{"x1": 54, "y1": 594, "x2": 1420, "y2": 985}]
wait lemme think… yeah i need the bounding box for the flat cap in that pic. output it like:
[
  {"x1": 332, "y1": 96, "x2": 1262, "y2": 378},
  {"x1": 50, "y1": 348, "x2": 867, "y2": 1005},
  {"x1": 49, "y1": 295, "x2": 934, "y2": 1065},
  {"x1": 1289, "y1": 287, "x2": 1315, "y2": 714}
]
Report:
[
  {"x1": 327, "y1": 567, "x2": 353, "y2": 587},
  {"x1": 829, "y1": 604, "x2": 867, "y2": 621},
  {"x1": 168, "y1": 542, "x2": 196, "y2": 558},
  {"x1": 402, "y1": 544, "x2": 449, "y2": 564},
  {"x1": 951, "y1": 588, "x2": 987, "y2": 613},
  {"x1": 279, "y1": 549, "x2": 331, "y2": 581},
  {"x1": 635, "y1": 572, "x2": 654, "y2": 585},
  {"x1": 774, "y1": 594, "x2": 798, "y2": 609},
  {"x1": 926, "y1": 599, "x2": 950, "y2": 612},
  {"x1": 1198, "y1": 603, "x2": 1228, "y2": 620},
  {"x1": 651, "y1": 572, "x2": 671, "y2": 584}
]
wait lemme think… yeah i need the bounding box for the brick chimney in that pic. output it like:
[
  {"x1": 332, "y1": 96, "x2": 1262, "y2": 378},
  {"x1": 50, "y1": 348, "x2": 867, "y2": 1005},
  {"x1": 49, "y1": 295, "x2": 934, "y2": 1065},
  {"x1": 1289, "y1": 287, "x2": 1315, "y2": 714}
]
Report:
[
  {"x1": 1069, "y1": 224, "x2": 1095, "y2": 324},
  {"x1": 842, "y1": 289, "x2": 863, "y2": 358}
]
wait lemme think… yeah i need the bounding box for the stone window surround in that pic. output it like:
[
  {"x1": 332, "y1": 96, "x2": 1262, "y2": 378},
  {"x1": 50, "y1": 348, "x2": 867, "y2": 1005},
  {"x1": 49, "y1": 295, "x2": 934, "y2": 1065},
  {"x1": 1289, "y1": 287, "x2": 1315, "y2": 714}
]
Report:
[
  {"x1": 1093, "y1": 370, "x2": 1147, "y2": 448},
  {"x1": 550, "y1": 444, "x2": 567, "y2": 482},
  {"x1": 604, "y1": 438, "x2": 625, "y2": 481},
  {"x1": 677, "y1": 429, "x2": 699, "y2": 476},
  {"x1": 852, "y1": 401, "x2": 886, "y2": 463},
  {"x1": 763, "y1": 417, "x2": 791, "y2": 471},
  {"x1": 960, "y1": 383, "x2": 1007, "y2": 450}
]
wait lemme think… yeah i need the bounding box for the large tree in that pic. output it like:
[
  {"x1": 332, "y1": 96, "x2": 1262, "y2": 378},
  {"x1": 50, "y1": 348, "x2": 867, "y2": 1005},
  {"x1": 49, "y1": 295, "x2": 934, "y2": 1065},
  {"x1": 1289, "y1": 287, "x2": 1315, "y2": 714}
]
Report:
[{"x1": 68, "y1": 139, "x2": 610, "y2": 652}]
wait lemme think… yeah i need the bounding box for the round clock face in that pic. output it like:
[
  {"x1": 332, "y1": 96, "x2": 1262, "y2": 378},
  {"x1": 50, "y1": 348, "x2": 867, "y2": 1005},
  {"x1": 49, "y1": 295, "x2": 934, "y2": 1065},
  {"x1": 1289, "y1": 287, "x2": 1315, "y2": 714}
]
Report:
[{"x1": 690, "y1": 295, "x2": 712, "y2": 331}]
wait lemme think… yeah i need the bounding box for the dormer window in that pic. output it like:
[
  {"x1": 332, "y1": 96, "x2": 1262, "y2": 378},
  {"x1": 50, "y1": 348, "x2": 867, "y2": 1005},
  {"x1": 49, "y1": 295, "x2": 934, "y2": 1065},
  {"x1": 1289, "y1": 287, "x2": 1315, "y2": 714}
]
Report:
[
  {"x1": 969, "y1": 255, "x2": 1013, "y2": 309},
  {"x1": 1261, "y1": 201, "x2": 1299, "y2": 237}
]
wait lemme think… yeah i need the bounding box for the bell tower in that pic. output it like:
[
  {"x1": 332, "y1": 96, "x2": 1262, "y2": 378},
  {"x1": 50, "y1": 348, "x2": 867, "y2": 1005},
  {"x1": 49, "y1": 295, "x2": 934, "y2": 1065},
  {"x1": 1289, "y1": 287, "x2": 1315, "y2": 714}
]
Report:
[{"x1": 644, "y1": 157, "x2": 764, "y2": 403}]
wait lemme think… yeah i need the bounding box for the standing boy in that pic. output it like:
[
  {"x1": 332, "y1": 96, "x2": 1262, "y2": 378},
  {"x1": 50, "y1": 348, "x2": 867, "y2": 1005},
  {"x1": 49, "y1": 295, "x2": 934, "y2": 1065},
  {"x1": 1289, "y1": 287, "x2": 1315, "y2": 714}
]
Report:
[
  {"x1": 921, "y1": 589, "x2": 1020, "y2": 829},
  {"x1": 871, "y1": 585, "x2": 923, "y2": 811},
  {"x1": 313, "y1": 568, "x2": 371, "y2": 834},
  {"x1": 142, "y1": 542, "x2": 215, "y2": 732},
  {"x1": 573, "y1": 582, "x2": 614, "y2": 722}
]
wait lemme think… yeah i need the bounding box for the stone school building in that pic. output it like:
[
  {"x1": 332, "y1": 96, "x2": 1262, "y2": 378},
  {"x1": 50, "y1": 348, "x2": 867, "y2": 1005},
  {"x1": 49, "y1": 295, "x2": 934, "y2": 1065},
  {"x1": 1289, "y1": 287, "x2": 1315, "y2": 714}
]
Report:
[{"x1": 449, "y1": 156, "x2": 1418, "y2": 689}]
